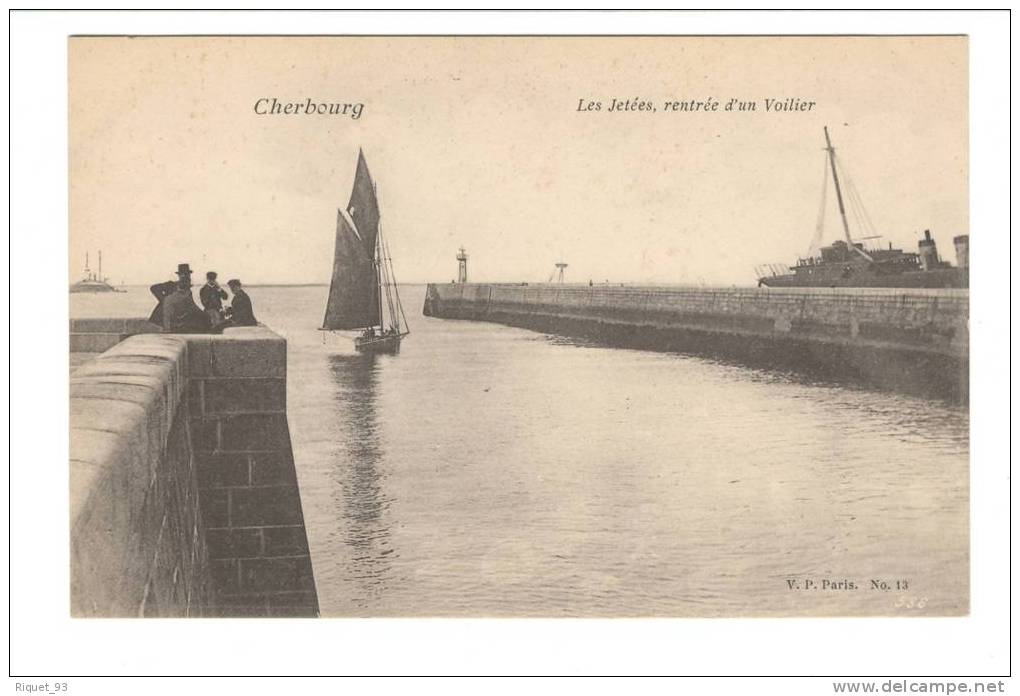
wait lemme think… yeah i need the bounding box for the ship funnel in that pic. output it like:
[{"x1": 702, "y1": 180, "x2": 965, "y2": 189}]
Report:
[
  {"x1": 953, "y1": 235, "x2": 969, "y2": 269},
  {"x1": 918, "y1": 229, "x2": 940, "y2": 271}
]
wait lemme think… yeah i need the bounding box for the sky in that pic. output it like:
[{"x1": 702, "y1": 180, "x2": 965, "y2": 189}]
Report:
[{"x1": 69, "y1": 36, "x2": 967, "y2": 286}]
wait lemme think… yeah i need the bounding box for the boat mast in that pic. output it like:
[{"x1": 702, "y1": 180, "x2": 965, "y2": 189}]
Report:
[
  {"x1": 372, "y1": 179, "x2": 405, "y2": 335},
  {"x1": 372, "y1": 179, "x2": 384, "y2": 332},
  {"x1": 375, "y1": 233, "x2": 384, "y2": 331},
  {"x1": 382, "y1": 231, "x2": 409, "y2": 335},
  {"x1": 824, "y1": 126, "x2": 873, "y2": 262}
]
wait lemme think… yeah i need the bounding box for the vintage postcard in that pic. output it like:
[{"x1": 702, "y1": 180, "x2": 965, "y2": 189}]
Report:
[{"x1": 66, "y1": 34, "x2": 971, "y2": 625}]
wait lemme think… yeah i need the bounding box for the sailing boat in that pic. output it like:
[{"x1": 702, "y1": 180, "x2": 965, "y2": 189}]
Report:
[{"x1": 321, "y1": 150, "x2": 410, "y2": 353}]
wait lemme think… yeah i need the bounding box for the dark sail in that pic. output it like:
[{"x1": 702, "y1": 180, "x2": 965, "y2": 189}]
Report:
[
  {"x1": 346, "y1": 149, "x2": 381, "y2": 260},
  {"x1": 321, "y1": 209, "x2": 380, "y2": 330}
]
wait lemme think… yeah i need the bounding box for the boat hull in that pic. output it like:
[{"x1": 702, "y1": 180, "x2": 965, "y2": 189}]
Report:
[
  {"x1": 70, "y1": 281, "x2": 121, "y2": 293},
  {"x1": 354, "y1": 333, "x2": 404, "y2": 354},
  {"x1": 759, "y1": 267, "x2": 968, "y2": 289}
]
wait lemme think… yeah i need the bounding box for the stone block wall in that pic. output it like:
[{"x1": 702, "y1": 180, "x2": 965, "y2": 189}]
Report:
[
  {"x1": 70, "y1": 325, "x2": 318, "y2": 617},
  {"x1": 425, "y1": 283, "x2": 969, "y2": 359},
  {"x1": 70, "y1": 335, "x2": 210, "y2": 616},
  {"x1": 185, "y1": 330, "x2": 318, "y2": 617},
  {"x1": 424, "y1": 283, "x2": 970, "y2": 400},
  {"x1": 69, "y1": 317, "x2": 162, "y2": 354}
]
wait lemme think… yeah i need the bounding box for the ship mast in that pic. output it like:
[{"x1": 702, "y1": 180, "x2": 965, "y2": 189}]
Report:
[
  {"x1": 376, "y1": 233, "x2": 384, "y2": 331},
  {"x1": 824, "y1": 126, "x2": 873, "y2": 263}
]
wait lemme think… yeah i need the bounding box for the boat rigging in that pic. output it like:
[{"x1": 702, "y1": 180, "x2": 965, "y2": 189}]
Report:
[
  {"x1": 755, "y1": 127, "x2": 968, "y2": 289},
  {"x1": 320, "y1": 150, "x2": 409, "y2": 353}
]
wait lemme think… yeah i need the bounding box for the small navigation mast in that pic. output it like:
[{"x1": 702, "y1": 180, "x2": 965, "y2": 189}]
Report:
[
  {"x1": 456, "y1": 246, "x2": 468, "y2": 284},
  {"x1": 824, "y1": 125, "x2": 873, "y2": 263},
  {"x1": 554, "y1": 261, "x2": 568, "y2": 283}
]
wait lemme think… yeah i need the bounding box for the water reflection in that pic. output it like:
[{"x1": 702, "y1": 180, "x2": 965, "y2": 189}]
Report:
[
  {"x1": 328, "y1": 352, "x2": 396, "y2": 605},
  {"x1": 541, "y1": 331, "x2": 966, "y2": 405}
]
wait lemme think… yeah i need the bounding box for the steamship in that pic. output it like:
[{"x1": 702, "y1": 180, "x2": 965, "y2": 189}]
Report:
[
  {"x1": 70, "y1": 251, "x2": 124, "y2": 293},
  {"x1": 756, "y1": 127, "x2": 968, "y2": 289}
]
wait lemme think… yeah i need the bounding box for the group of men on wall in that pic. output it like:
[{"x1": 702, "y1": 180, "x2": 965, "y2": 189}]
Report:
[{"x1": 149, "y1": 263, "x2": 258, "y2": 333}]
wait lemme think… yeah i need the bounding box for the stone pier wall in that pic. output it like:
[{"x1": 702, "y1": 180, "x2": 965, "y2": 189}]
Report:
[
  {"x1": 70, "y1": 317, "x2": 162, "y2": 354},
  {"x1": 186, "y1": 333, "x2": 319, "y2": 616},
  {"x1": 69, "y1": 321, "x2": 318, "y2": 617},
  {"x1": 70, "y1": 335, "x2": 208, "y2": 616},
  {"x1": 424, "y1": 284, "x2": 970, "y2": 401}
]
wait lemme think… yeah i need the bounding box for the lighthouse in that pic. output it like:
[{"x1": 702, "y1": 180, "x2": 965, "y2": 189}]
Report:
[{"x1": 456, "y1": 247, "x2": 468, "y2": 284}]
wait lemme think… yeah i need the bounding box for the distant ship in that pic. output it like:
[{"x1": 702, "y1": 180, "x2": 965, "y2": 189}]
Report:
[
  {"x1": 69, "y1": 251, "x2": 125, "y2": 293},
  {"x1": 320, "y1": 149, "x2": 409, "y2": 353},
  {"x1": 756, "y1": 127, "x2": 968, "y2": 289}
]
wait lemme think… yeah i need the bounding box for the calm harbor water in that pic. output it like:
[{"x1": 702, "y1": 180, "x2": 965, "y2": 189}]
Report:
[{"x1": 71, "y1": 284, "x2": 969, "y2": 616}]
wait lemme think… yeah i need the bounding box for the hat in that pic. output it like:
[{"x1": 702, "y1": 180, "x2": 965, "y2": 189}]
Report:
[
  {"x1": 176, "y1": 263, "x2": 193, "y2": 276},
  {"x1": 206, "y1": 271, "x2": 218, "y2": 280},
  {"x1": 227, "y1": 278, "x2": 241, "y2": 287}
]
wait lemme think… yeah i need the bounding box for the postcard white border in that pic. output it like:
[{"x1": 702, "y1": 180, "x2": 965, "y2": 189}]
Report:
[{"x1": 8, "y1": 9, "x2": 1011, "y2": 684}]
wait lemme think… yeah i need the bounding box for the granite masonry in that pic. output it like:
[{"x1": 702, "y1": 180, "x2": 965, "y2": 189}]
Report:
[
  {"x1": 424, "y1": 284, "x2": 970, "y2": 402},
  {"x1": 69, "y1": 319, "x2": 318, "y2": 617}
]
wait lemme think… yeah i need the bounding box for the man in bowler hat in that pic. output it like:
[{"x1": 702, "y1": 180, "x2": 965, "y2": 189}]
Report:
[{"x1": 160, "y1": 263, "x2": 212, "y2": 333}]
